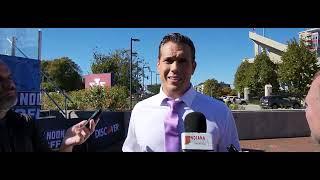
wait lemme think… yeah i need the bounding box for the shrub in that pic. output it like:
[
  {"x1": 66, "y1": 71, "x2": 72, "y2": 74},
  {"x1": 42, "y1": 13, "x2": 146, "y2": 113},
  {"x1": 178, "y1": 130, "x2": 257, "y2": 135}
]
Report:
[{"x1": 41, "y1": 86, "x2": 129, "y2": 111}]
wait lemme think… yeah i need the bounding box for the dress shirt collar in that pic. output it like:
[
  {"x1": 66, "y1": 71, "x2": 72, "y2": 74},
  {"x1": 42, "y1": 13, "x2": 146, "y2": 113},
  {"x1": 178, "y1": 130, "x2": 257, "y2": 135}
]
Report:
[{"x1": 156, "y1": 84, "x2": 196, "y2": 107}]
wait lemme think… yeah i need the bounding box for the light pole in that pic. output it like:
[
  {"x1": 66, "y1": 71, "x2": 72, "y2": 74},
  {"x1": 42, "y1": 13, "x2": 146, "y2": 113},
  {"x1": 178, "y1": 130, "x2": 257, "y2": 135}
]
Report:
[
  {"x1": 130, "y1": 38, "x2": 140, "y2": 110},
  {"x1": 135, "y1": 58, "x2": 144, "y2": 95},
  {"x1": 151, "y1": 71, "x2": 153, "y2": 85},
  {"x1": 156, "y1": 73, "x2": 159, "y2": 85},
  {"x1": 38, "y1": 29, "x2": 42, "y2": 61},
  {"x1": 131, "y1": 52, "x2": 138, "y2": 93},
  {"x1": 132, "y1": 53, "x2": 138, "y2": 77},
  {"x1": 149, "y1": 69, "x2": 155, "y2": 85},
  {"x1": 11, "y1": 37, "x2": 16, "y2": 56},
  {"x1": 142, "y1": 65, "x2": 149, "y2": 92},
  {"x1": 135, "y1": 58, "x2": 143, "y2": 85}
]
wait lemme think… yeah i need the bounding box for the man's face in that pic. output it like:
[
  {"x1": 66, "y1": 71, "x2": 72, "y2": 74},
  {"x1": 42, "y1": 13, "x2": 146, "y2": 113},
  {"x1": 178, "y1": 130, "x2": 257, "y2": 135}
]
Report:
[
  {"x1": 157, "y1": 41, "x2": 196, "y2": 98},
  {"x1": 0, "y1": 62, "x2": 17, "y2": 110},
  {"x1": 305, "y1": 76, "x2": 320, "y2": 142}
]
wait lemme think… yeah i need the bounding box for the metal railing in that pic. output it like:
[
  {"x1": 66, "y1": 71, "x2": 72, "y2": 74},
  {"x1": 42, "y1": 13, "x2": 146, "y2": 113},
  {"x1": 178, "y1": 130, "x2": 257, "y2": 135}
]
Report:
[
  {"x1": 41, "y1": 70, "x2": 74, "y2": 119},
  {"x1": 7, "y1": 36, "x2": 74, "y2": 119},
  {"x1": 41, "y1": 89, "x2": 66, "y2": 117}
]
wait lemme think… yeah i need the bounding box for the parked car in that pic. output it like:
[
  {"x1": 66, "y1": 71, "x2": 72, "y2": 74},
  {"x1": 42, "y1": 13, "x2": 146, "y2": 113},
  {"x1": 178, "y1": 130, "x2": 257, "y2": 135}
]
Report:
[
  {"x1": 260, "y1": 95, "x2": 301, "y2": 109},
  {"x1": 221, "y1": 96, "x2": 233, "y2": 104},
  {"x1": 234, "y1": 97, "x2": 248, "y2": 105},
  {"x1": 221, "y1": 96, "x2": 248, "y2": 105},
  {"x1": 215, "y1": 97, "x2": 225, "y2": 103}
]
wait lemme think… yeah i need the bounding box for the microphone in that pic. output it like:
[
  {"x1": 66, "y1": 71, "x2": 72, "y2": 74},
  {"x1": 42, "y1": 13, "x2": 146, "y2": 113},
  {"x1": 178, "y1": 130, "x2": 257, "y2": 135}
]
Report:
[{"x1": 181, "y1": 112, "x2": 214, "y2": 152}]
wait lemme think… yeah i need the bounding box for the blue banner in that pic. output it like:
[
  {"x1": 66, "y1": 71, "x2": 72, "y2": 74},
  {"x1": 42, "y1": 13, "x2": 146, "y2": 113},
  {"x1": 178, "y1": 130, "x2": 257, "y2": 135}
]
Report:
[
  {"x1": 0, "y1": 54, "x2": 41, "y2": 119},
  {"x1": 13, "y1": 91, "x2": 41, "y2": 120},
  {"x1": 36, "y1": 111, "x2": 125, "y2": 152},
  {"x1": 86, "y1": 112, "x2": 124, "y2": 151}
]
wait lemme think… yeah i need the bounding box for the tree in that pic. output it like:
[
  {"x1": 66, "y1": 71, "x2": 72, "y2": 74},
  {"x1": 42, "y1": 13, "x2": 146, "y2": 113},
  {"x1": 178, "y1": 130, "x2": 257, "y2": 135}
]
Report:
[
  {"x1": 203, "y1": 78, "x2": 220, "y2": 98},
  {"x1": 41, "y1": 57, "x2": 83, "y2": 92},
  {"x1": 91, "y1": 49, "x2": 142, "y2": 94},
  {"x1": 250, "y1": 51, "x2": 279, "y2": 97},
  {"x1": 230, "y1": 88, "x2": 238, "y2": 96},
  {"x1": 147, "y1": 84, "x2": 161, "y2": 95},
  {"x1": 278, "y1": 39, "x2": 319, "y2": 98},
  {"x1": 220, "y1": 86, "x2": 232, "y2": 96},
  {"x1": 234, "y1": 59, "x2": 254, "y2": 94}
]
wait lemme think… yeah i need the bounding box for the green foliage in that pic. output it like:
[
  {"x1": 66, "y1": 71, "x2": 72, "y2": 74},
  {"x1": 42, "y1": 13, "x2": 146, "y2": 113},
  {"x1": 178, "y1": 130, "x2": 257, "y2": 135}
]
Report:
[
  {"x1": 220, "y1": 86, "x2": 232, "y2": 96},
  {"x1": 108, "y1": 86, "x2": 129, "y2": 110},
  {"x1": 91, "y1": 49, "x2": 143, "y2": 94},
  {"x1": 85, "y1": 86, "x2": 109, "y2": 109},
  {"x1": 278, "y1": 39, "x2": 319, "y2": 98},
  {"x1": 203, "y1": 79, "x2": 234, "y2": 98},
  {"x1": 41, "y1": 57, "x2": 83, "y2": 92},
  {"x1": 68, "y1": 89, "x2": 88, "y2": 110},
  {"x1": 41, "y1": 86, "x2": 129, "y2": 111},
  {"x1": 234, "y1": 38, "x2": 319, "y2": 99},
  {"x1": 203, "y1": 79, "x2": 220, "y2": 97},
  {"x1": 228, "y1": 103, "x2": 239, "y2": 110},
  {"x1": 249, "y1": 51, "x2": 279, "y2": 97},
  {"x1": 41, "y1": 82, "x2": 55, "y2": 92},
  {"x1": 230, "y1": 89, "x2": 238, "y2": 96},
  {"x1": 234, "y1": 59, "x2": 254, "y2": 94},
  {"x1": 235, "y1": 52, "x2": 279, "y2": 98},
  {"x1": 147, "y1": 84, "x2": 161, "y2": 94},
  {"x1": 41, "y1": 91, "x2": 66, "y2": 110},
  {"x1": 227, "y1": 103, "x2": 245, "y2": 110}
]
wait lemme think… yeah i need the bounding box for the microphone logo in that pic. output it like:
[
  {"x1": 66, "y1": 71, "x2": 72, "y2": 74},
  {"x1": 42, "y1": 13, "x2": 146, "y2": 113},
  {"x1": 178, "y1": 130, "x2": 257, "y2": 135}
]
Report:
[
  {"x1": 182, "y1": 133, "x2": 212, "y2": 148},
  {"x1": 185, "y1": 136, "x2": 191, "y2": 144},
  {"x1": 185, "y1": 135, "x2": 207, "y2": 145}
]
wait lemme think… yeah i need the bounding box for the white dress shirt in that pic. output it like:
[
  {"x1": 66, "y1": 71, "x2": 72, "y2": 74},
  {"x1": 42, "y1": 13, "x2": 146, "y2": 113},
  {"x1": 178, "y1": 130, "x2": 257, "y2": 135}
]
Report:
[{"x1": 122, "y1": 85, "x2": 240, "y2": 152}]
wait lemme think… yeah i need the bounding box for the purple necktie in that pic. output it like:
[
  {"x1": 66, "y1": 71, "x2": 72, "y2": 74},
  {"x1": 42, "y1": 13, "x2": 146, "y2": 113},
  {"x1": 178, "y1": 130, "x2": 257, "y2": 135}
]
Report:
[{"x1": 164, "y1": 99, "x2": 182, "y2": 152}]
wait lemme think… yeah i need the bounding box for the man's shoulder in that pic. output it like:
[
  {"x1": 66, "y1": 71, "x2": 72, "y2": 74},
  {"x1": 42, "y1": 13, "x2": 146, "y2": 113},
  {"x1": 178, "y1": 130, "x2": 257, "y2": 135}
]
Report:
[
  {"x1": 6, "y1": 110, "x2": 34, "y2": 127},
  {"x1": 133, "y1": 94, "x2": 161, "y2": 110},
  {"x1": 194, "y1": 92, "x2": 231, "y2": 118},
  {"x1": 195, "y1": 92, "x2": 229, "y2": 110}
]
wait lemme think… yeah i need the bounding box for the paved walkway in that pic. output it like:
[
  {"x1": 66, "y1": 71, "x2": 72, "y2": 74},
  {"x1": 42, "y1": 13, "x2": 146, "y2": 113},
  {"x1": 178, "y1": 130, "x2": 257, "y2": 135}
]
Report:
[
  {"x1": 240, "y1": 137, "x2": 320, "y2": 152},
  {"x1": 102, "y1": 137, "x2": 320, "y2": 152}
]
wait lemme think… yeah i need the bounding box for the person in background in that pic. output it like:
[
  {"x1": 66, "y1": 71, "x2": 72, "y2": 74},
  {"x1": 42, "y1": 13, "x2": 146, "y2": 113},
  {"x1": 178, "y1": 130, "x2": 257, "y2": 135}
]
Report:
[
  {"x1": 305, "y1": 71, "x2": 320, "y2": 144},
  {"x1": 0, "y1": 59, "x2": 96, "y2": 152}
]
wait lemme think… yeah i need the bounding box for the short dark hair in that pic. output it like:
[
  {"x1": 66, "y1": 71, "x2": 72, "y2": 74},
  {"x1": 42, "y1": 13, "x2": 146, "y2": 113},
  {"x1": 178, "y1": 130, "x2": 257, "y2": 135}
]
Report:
[{"x1": 158, "y1": 33, "x2": 196, "y2": 60}]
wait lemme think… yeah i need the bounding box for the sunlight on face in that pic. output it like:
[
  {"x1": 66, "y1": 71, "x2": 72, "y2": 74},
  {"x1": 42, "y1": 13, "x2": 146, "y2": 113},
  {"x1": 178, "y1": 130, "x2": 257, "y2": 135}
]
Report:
[
  {"x1": 0, "y1": 61, "x2": 17, "y2": 110},
  {"x1": 157, "y1": 42, "x2": 196, "y2": 99}
]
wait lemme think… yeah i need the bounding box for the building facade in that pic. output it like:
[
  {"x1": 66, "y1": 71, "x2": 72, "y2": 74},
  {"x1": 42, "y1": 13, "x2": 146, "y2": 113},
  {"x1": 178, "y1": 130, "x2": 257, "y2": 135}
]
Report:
[{"x1": 299, "y1": 28, "x2": 320, "y2": 61}]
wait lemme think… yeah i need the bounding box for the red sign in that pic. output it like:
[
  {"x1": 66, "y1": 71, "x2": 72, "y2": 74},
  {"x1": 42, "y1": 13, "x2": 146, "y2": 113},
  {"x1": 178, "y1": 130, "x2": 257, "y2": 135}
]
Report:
[{"x1": 84, "y1": 73, "x2": 112, "y2": 89}]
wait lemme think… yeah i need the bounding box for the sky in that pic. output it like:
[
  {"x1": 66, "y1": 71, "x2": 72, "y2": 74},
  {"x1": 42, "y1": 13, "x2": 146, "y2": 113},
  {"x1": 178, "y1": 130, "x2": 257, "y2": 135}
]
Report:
[{"x1": 0, "y1": 28, "x2": 306, "y2": 87}]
